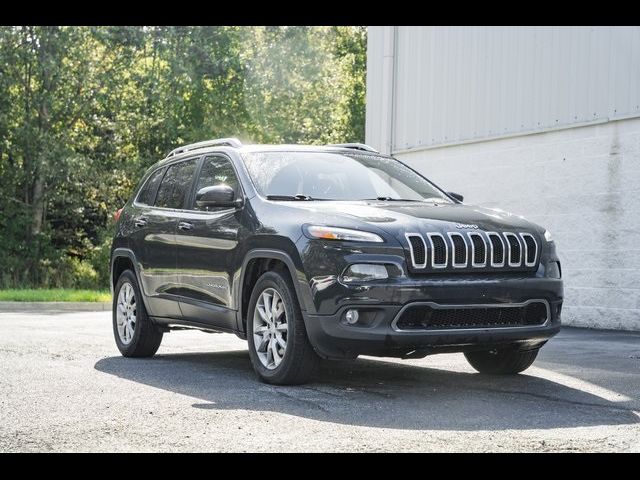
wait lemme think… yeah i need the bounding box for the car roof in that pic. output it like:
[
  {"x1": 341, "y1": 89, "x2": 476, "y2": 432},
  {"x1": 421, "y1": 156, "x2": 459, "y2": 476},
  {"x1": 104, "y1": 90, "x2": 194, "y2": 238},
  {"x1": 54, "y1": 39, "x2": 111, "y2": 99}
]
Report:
[
  {"x1": 154, "y1": 143, "x2": 385, "y2": 168},
  {"x1": 238, "y1": 144, "x2": 379, "y2": 153}
]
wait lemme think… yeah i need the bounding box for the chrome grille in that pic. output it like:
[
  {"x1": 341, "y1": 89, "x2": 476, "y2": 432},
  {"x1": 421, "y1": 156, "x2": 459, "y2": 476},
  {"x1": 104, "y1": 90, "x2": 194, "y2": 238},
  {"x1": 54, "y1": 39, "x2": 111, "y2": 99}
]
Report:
[{"x1": 405, "y1": 231, "x2": 539, "y2": 271}]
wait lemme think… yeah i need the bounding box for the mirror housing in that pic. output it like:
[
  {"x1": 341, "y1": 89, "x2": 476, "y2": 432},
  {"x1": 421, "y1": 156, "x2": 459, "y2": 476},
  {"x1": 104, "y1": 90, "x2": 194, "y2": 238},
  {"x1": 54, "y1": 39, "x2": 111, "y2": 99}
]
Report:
[
  {"x1": 447, "y1": 191, "x2": 464, "y2": 203},
  {"x1": 195, "y1": 185, "x2": 239, "y2": 208}
]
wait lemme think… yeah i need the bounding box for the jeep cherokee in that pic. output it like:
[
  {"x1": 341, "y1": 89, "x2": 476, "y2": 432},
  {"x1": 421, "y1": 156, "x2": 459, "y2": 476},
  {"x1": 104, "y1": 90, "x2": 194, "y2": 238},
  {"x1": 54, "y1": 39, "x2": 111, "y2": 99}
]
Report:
[{"x1": 110, "y1": 138, "x2": 563, "y2": 385}]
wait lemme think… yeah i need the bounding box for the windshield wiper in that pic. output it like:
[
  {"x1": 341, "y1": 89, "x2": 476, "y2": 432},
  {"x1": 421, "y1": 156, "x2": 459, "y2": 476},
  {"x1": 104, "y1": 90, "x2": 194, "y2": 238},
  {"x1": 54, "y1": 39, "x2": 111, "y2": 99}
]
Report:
[
  {"x1": 266, "y1": 194, "x2": 316, "y2": 201},
  {"x1": 364, "y1": 197, "x2": 449, "y2": 204},
  {"x1": 365, "y1": 197, "x2": 426, "y2": 202}
]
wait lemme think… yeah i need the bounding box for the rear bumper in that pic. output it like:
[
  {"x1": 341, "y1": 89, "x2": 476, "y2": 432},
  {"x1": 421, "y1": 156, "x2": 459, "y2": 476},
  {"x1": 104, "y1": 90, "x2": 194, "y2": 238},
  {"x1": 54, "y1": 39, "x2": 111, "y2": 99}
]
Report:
[{"x1": 303, "y1": 277, "x2": 563, "y2": 359}]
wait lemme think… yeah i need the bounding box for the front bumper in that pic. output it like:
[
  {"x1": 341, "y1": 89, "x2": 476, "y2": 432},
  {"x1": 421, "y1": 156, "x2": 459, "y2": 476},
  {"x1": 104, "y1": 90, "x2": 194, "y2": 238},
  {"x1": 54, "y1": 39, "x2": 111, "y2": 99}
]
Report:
[{"x1": 302, "y1": 276, "x2": 563, "y2": 359}]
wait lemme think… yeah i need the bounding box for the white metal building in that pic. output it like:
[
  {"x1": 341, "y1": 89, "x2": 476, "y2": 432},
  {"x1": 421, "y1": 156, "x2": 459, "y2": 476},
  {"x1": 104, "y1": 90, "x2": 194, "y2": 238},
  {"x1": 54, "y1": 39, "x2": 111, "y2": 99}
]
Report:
[{"x1": 366, "y1": 26, "x2": 640, "y2": 331}]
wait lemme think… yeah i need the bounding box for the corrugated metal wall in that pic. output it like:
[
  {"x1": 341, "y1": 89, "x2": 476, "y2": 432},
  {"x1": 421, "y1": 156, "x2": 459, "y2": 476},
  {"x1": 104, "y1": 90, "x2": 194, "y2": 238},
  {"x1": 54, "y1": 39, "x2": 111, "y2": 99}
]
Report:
[{"x1": 367, "y1": 26, "x2": 640, "y2": 153}]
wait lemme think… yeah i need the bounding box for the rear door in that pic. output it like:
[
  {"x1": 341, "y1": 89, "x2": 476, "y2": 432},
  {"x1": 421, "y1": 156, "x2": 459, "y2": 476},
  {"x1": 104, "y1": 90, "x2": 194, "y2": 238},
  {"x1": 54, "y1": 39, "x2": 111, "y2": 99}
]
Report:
[
  {"x1": 174, "y1": 154, "x2": 245, "y2": 331},
  {"x1": 132, "y1": 157, "x2": 198, "y2": 318}
]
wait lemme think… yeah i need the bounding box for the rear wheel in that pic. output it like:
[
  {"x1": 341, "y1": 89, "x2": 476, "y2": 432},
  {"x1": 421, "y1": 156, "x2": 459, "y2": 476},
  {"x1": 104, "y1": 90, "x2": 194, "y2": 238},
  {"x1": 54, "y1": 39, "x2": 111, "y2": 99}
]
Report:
[
  {"x1": 464, "y1": 347, "x2": 539, "y2": 374},
  {"x1": 247, "y1": 270, "x2": 320, "y2": 385},
  {"x1": 113, "y1": 270, "x2": 163, "y2": 357}
]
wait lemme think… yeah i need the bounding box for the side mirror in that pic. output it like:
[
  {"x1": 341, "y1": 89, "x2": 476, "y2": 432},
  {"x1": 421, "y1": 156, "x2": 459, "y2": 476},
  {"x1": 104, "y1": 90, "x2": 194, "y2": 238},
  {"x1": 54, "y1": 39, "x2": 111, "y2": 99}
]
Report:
[
  {"x1": 448, "y1": 191, "x2": 464, "y2": 203},
  {"x1": 195, "y1": 185, "x2": 238, "y2": 208}
]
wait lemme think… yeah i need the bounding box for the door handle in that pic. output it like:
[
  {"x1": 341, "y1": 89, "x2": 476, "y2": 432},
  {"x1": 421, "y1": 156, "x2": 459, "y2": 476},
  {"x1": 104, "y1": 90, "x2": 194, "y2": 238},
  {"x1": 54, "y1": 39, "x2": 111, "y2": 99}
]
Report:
[
  {"x1": 134, "y1": 217, "x2": 147, "y2": 228},
  {"x1": 178, "y1": 221, "x2": 194, "y2": 231}
]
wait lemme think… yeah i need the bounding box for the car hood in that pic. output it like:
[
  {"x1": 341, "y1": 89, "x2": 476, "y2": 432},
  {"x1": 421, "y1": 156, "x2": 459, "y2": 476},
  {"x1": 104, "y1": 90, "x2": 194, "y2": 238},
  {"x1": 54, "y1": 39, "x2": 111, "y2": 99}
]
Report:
[{"x1": 278, "y1": 200, "x2": 543, "y2": 241}]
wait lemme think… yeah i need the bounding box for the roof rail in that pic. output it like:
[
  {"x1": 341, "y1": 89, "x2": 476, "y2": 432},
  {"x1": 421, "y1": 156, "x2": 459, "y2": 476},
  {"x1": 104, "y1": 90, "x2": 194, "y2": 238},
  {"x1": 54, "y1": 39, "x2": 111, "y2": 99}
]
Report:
[
  {"x1": 326, "y1": 143, "x2": 379, "y2": 153},
  {"x1": 165, "y1": 137, "x2": 243, "y2": 158}
]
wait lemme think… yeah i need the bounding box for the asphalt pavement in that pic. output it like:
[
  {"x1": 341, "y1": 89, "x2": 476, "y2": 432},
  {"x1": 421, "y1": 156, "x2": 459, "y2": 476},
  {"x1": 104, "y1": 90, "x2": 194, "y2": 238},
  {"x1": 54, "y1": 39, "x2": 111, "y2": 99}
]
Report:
[{"x1": 1, "y1": 310, "x2": 638, "y2": 452}]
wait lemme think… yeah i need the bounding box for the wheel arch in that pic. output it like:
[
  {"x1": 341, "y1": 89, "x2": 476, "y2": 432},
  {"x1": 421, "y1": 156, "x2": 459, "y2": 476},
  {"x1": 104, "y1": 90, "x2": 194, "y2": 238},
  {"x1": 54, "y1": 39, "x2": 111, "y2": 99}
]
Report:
[
  {"x1": 110, "y1": 248, "x2": 152, "y2": 314},
  {"x1": 236, "y1": 249, "x2": 314, "y2": 335}
]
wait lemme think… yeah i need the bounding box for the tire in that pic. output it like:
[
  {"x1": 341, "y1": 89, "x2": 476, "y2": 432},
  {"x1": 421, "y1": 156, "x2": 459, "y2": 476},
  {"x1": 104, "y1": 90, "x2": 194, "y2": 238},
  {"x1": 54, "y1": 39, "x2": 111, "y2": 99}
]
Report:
[
  {"x1": 247, "y1": 270, "x2": 320, "y2": 385},
  {"x1": 464, "y1": 347, "x2": 539, "y2": 375},
  {"x1": 112, "y1": 269, "x2": 163, "y2": 358}
]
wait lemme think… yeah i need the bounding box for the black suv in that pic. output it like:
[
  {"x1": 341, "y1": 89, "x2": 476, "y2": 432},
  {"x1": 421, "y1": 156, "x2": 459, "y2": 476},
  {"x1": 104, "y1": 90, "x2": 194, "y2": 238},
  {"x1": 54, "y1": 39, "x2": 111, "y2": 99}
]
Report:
[{"x1": 110, "y1": 138, "x2": 563, "y2": 385}]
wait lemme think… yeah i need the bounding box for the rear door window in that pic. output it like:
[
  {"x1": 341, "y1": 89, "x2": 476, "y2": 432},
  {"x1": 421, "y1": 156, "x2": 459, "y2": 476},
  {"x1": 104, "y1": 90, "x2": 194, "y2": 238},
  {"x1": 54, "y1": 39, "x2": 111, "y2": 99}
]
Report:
[{"x1": 154, "y1": 159, "x2": 198, "y2": 209}]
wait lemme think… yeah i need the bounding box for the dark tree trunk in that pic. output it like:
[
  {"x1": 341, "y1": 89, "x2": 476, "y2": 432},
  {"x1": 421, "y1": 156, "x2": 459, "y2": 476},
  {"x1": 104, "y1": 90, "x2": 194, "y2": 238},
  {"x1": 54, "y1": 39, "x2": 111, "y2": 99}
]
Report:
[{"x1": 31, "y1": 171, "x2": 45, "y2": 235}]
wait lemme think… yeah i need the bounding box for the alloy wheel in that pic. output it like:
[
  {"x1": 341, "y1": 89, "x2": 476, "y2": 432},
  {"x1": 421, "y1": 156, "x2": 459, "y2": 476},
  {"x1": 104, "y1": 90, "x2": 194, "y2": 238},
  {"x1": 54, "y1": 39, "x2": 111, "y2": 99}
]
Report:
[
  {"x1": 116, "y1": 282, "x2": 137, "y2": 345},
  {"x1": 252, "y1": 288, "x2": 289, "y2": 369}
]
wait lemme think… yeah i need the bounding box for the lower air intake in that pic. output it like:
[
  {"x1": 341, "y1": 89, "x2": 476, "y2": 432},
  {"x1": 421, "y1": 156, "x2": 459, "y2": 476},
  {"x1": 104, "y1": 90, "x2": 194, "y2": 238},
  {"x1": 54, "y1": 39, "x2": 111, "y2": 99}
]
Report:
[{"x1": 394, "y1": 301, "x2": 549, "y2": 330}]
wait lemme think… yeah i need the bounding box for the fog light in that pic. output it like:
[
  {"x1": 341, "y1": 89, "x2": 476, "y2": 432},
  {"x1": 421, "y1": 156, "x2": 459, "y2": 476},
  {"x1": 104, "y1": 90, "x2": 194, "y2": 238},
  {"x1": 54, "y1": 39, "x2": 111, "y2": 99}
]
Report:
[
  {"x1": 342, "y1": 264, "x2": 388, "y2": 283},
  {"x1": 345, "y1": 309, "x2": 359, "y2": 325},
  {"x1": 546, "y1": 261, "x2": 561, "y2": 279}
]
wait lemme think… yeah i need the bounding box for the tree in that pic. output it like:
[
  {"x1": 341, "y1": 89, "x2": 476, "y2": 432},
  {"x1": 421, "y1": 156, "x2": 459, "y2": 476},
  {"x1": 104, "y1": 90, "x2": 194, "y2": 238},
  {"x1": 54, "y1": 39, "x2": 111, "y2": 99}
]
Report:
[{"x1": 0, "y1": 26, "x2": 367, "y2": 288}]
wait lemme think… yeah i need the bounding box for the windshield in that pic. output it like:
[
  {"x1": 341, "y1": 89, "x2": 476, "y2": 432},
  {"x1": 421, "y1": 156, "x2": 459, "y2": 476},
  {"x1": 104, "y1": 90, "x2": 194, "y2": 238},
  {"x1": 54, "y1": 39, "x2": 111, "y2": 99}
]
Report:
[{"x1": 241, "y1": 151, "x2": 453, "y2": 203}]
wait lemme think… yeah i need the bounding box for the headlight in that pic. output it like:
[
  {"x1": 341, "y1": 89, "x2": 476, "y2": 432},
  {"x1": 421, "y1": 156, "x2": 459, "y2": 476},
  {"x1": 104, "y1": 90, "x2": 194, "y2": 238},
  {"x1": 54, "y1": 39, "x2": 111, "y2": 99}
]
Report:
[
  {"x1": 304, "y1": 225, "x2": 384, "y2": 243},
  {"x1": 341, "y1": 264, "x2": 389, "y2": 282},
  {"x1": 544, "y1": 230, "x2": 553, "y2": 242}
]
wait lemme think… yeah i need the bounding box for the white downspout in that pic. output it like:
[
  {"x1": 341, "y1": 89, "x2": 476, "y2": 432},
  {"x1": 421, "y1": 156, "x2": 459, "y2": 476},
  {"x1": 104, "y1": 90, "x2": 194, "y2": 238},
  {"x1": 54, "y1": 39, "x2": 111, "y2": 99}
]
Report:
[{"x1": 380, "y1": 25, "x2": 397, "y2": 155}]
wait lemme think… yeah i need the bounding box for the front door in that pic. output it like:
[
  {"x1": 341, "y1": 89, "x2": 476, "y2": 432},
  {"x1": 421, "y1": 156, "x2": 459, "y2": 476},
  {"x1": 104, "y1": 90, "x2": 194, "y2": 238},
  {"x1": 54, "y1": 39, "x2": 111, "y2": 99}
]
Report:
[{"x1": 175, "y1": 155, "x2": 244, "y2": 330}]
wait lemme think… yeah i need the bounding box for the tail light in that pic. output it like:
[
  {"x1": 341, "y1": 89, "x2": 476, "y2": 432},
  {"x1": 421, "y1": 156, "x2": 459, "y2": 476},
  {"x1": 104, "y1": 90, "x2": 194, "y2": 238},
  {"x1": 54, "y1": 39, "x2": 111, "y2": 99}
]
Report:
[{"x1": 114, "y1": 208, "x2": 123, "y2": 222}]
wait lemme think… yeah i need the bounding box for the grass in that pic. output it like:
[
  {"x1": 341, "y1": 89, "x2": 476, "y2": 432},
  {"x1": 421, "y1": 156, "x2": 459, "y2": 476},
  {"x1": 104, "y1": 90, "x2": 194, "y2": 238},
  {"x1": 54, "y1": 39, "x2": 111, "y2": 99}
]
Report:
[{"x1": 0, "y1": 289, "x2": 111, "y2": 302}]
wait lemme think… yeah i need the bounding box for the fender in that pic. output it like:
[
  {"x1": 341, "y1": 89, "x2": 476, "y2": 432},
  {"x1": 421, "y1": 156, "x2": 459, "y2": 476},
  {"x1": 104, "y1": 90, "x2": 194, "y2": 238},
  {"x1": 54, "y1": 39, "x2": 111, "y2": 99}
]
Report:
[
  {"x1": 110, "y1": 248, "x2": 152, "y2": 315},
  {"x1": 235, "y1": 248, "x2": 316, "y2": 334}
]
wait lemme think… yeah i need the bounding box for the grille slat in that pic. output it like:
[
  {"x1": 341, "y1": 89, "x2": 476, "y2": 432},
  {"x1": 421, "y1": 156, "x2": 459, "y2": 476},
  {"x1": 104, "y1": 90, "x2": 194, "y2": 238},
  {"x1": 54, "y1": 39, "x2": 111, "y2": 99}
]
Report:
[
  {"x1": 405, "y1": 231, "x2": 538, "y2": 272},
  {"x1": 395, "y1": 301, "x2": 549, "y2": 330},
  {"x1": 406, "y1": 234, "x2": 426, "y2": 267},
  {"x1": 488, "y1": 233, "x2": 505, "y2": 266},
  {"x1": 428, "y1": 234, "x2": 447, "y2": 268},
  {"x1": 449, "y1": 233, "x2": 467, "y2": 267},
  {"x1": 469, "y1": 233, "x2": 486, "y2": 266},
  {"x1": 521, "y1": 233, "x2": 537, "y2": 266},
  {"x1": 505, "y1": 233, "x2": 522, "y2": 266}
]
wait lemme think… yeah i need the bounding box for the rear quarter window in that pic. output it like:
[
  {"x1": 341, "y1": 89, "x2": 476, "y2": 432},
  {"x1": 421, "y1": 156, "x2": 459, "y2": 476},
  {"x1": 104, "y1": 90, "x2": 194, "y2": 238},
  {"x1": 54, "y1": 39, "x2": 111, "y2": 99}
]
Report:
[{"x1": 136, "y1": 167, "x2": 165, "y2": 206}]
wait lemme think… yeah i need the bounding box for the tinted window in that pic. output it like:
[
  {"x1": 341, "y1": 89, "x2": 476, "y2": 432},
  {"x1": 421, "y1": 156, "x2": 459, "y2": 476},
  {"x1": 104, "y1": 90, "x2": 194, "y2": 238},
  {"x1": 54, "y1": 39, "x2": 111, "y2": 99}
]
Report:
[
  {"x1": 192, "y1": 156, "x2": 240, "y2": 211},
  {"x1": 136, "y1": 167, "x2": 165, "y2": 206},
  {"x1": 241, "y1": 152, "x2": 452, "y2": 203},
  {"x1": 154, "y1": 159, "x2": 197, "y2": 209}
]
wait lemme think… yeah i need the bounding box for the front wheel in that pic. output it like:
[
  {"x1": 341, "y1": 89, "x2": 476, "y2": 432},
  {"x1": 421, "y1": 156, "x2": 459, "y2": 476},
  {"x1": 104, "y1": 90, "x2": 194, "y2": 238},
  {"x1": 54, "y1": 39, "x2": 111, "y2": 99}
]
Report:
[
  {"x1": 247, "y1": 271, "x2": 320, "y2": 385},
  {"x1": 113, "y1": 269, "x2": 163, "y2": 357},
  {"x1": 464, "y1": 347, "x2": 539, "y2": 374}
]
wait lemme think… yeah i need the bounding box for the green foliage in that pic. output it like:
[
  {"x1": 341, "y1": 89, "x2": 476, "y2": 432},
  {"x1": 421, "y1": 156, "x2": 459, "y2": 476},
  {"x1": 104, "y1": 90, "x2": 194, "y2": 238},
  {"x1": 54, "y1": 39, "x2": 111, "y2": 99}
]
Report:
[
  {"x1": 0, "y1": 289, "x2": 110, "y2": 302},
  {"x1": 0, "y1": 26, "x2": 367, "y2": 289},
  {"x1": 86, "y1": 226, "x2": 115, "y2": 289}
]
